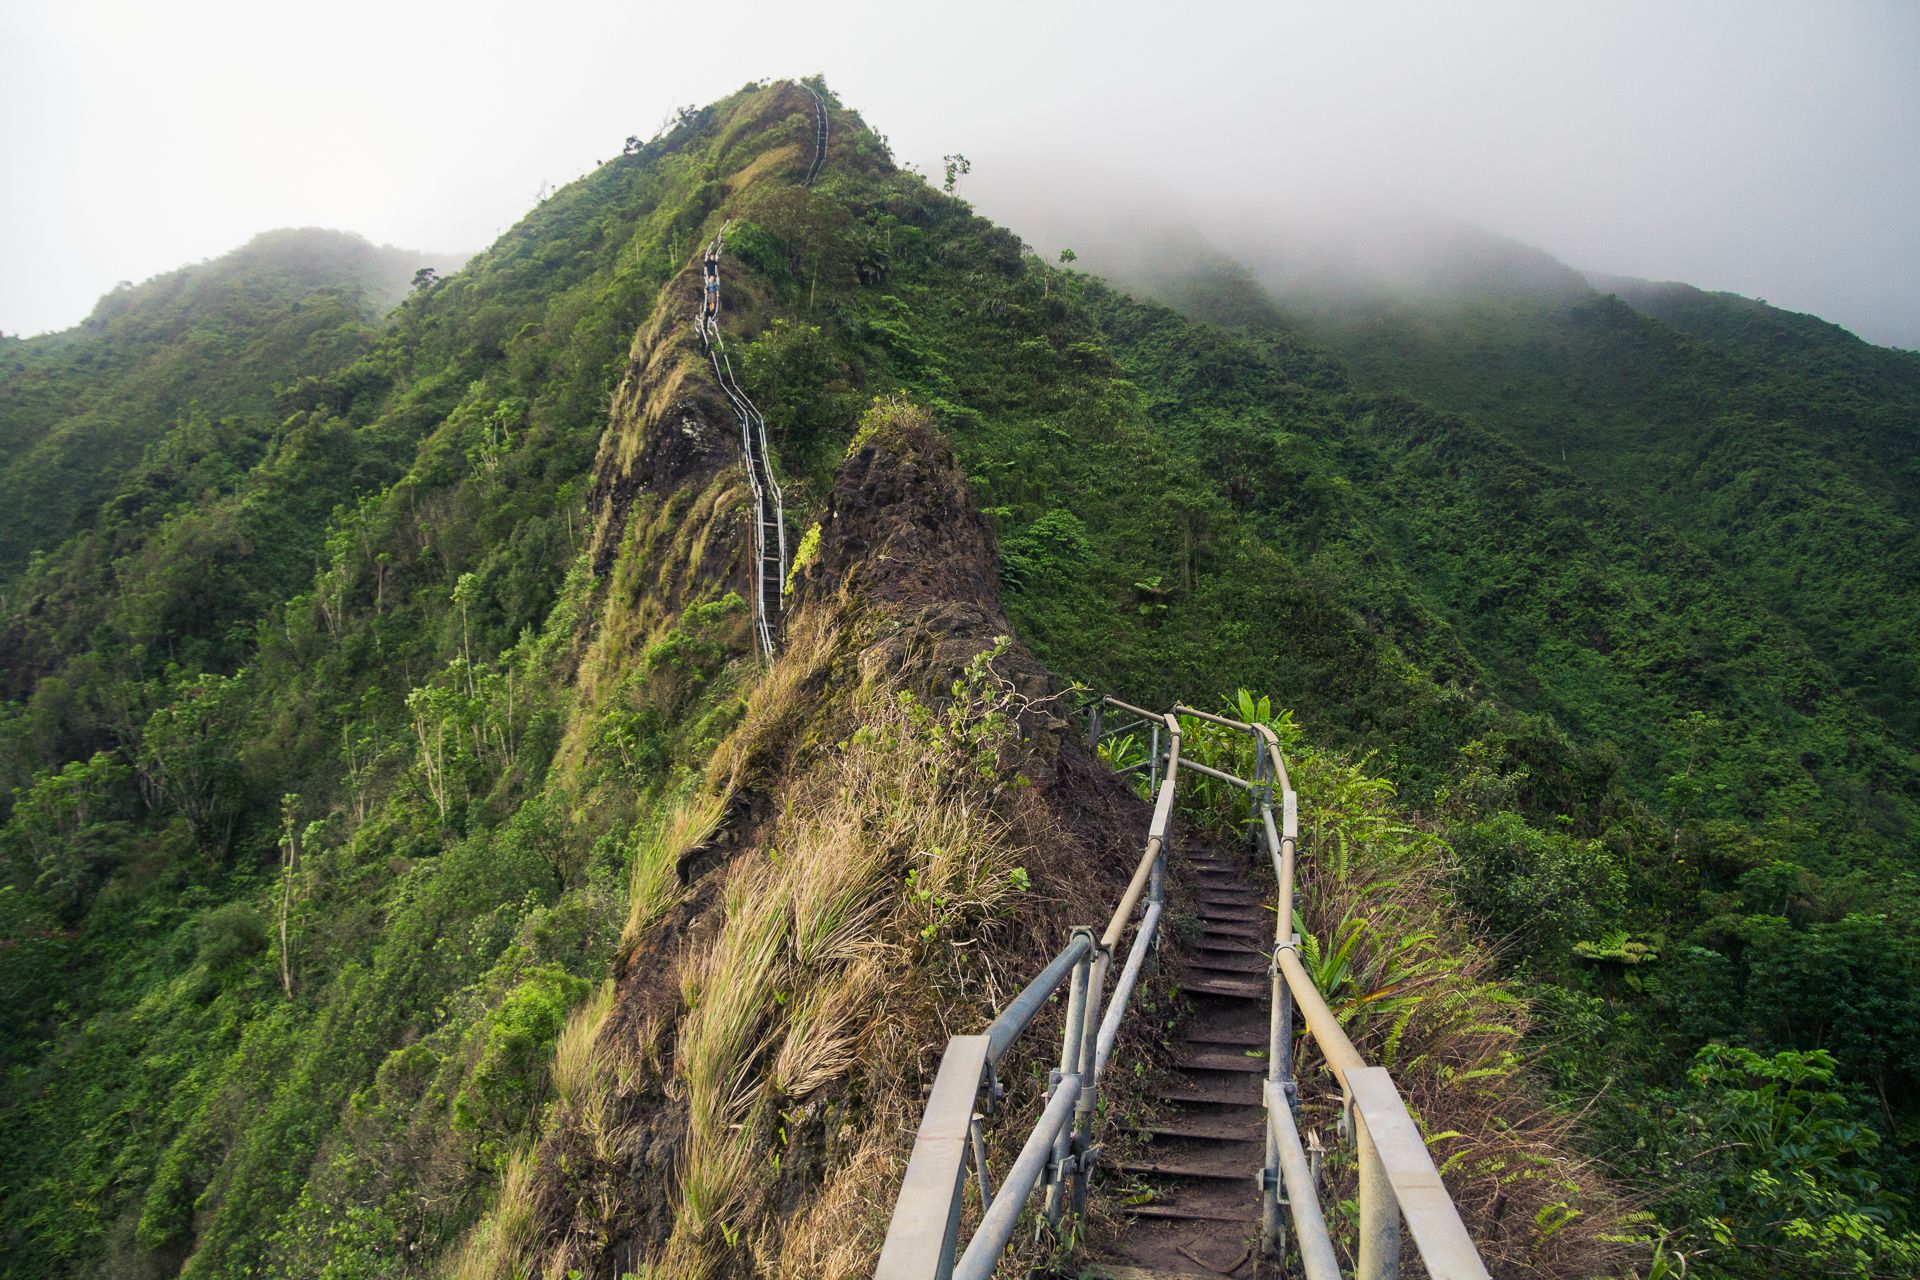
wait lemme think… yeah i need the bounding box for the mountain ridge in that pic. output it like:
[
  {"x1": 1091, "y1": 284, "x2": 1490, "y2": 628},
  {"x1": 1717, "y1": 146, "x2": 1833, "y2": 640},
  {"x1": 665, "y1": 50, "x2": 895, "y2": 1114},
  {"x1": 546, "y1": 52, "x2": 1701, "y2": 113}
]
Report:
[{"x1": 0, "y1": 79, "x2": 1913, "y2": 1280}]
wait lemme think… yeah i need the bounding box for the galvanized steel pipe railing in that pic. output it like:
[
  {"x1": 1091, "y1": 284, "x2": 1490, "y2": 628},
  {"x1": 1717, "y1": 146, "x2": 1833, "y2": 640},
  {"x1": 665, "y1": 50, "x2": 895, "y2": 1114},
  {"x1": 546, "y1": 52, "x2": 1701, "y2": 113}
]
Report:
[
  {"x1": 802, "y1": 82, "x2": 830, "y2": 186},
  {"x1": 695, "y1": 224, "x2": 787, "y2": 661},
  {"x1": 874, "y1": 701, "x2": 1181, "y2": 1280},
  {"x1": 877, "y1": 696, "x2": 1490, "y2": 1280},
  {"x1": 1172, "y1": 704, "x2": 1311, "y2": 1260},
  {"x1": 1173, "y1": 705, "x2": 1489, "y2": 1280}
]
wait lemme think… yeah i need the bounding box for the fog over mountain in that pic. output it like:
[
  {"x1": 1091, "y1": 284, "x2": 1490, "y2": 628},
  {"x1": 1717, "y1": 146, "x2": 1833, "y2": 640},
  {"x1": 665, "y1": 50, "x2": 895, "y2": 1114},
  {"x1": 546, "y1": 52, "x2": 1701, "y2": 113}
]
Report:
[{"x1": 2, "y1": 1, "x2": 1916, "y2": 346}]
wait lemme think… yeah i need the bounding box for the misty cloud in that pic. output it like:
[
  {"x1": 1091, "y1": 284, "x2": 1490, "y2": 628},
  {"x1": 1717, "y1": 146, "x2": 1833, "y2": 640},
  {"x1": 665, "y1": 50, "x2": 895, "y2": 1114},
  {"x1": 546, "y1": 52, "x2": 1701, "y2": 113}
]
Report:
[{"x1": 2, "y1": 0, "x2": 1915, "y2": 346}]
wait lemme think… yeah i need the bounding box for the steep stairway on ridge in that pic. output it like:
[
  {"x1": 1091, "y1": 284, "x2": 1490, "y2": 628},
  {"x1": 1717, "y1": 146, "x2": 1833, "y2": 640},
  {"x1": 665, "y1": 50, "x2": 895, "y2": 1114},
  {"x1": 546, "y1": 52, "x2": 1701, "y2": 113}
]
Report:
[{"x1": 1093, "y1": 837, "x2": 1272, "y2": 1279}]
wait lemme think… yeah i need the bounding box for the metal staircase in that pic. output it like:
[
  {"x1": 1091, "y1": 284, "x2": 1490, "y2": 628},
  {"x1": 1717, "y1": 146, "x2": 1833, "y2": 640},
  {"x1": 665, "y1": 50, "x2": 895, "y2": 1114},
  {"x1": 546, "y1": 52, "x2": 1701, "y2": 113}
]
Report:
[
  {"x1": 697, "y1": 249, "x2": 786, "y2": 662},
  {"x1": 688, "y1": 82, "x2": 830, "y2": 660},
  {"x1": 874, "y1": 700, "x2": 1491, "y2": 1280}
]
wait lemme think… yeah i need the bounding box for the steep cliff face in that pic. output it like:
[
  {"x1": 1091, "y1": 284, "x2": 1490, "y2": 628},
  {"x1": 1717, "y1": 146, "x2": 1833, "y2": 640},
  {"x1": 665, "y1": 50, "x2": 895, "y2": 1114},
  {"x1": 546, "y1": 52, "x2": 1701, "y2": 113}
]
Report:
[{"x1": 586, "y1": 284, "x2": 738, "y2": 577}]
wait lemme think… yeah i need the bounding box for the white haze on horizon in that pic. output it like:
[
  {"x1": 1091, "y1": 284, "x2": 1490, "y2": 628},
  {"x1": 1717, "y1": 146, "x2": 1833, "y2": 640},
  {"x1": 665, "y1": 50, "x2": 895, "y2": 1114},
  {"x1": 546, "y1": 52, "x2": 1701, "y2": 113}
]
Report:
[{"x1": 1, "y1": 0, "x2": 1915, "y2": 348}]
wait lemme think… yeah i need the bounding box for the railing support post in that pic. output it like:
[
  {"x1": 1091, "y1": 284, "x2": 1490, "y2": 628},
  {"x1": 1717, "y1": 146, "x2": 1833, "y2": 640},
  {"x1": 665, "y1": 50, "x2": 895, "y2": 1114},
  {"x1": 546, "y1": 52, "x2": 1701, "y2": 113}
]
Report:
[
  {"x1": 1262, "y1": 931, "x2": 1299, "y2": 1255},
  {"x1": 968, "y1": 1112, "x2": 993, "y2": 1211},
  {"x1": 1069, "y1": 939, "x2": 1109, "y2": 1218},
  {"x1": 1261, "y1": 1090, "x2": 1282, "y2": 1255},
  {"x1": 1086, "y1": 701, "x2": 1102, "y2": 751},
  {"x1": 1357, "y1": 1103, "x2": 1404, "y2": 1280},
  {"x1": 1149, "y1": 721, "x2": 1162, "y2": 793},
  {"x1": 1045, "y1": 928, "x2": 1095, "y2": 1226}
]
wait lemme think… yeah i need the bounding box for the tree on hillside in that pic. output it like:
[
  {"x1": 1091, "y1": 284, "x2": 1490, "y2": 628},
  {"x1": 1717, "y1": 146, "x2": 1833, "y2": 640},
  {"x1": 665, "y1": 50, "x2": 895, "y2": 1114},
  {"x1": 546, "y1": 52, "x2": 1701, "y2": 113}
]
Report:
[{"x1": 942, "y1": 153, "x2": 971, "y2": 194}]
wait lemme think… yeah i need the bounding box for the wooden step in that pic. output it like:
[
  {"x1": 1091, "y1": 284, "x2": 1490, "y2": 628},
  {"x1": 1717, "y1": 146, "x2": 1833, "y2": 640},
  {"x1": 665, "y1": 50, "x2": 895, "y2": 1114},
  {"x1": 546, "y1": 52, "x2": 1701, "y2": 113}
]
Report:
[
  {"x1": 1184, "y1": 978, "x2": 1265, "y2": 1000},
  {"x1": 1125, "y1": 1202, "x2": 1254, "y2": 1224},
  {"x1": 1189, "y1": 955, "x2": 1265, "y2": 976},
  {"x1": 1154, "y1": 1083, "x2": 1264, "y2": 1108},
  {"x1": 1110, "y1": 1158, "x2": 1256, "y2": 1182},
  {"x1": 1132, "y1": 1117, "x2": 1264, "y2": 1142},
  {"x1": 1196, "y1": 907, "x2": 1265, "y2": 924},
  {"x1": 1183, "y1": 1028, "x2": 1267, "y2": 1049},
  {"x1": 1178, "y1": 1050, "x2": 1268, "y2": 1074},
  {"x1": 1192, "y1": 939, "x2": 1264, "y2": 957},
  {"x1": 1196, "y1": 933, "x2": 1266, "y2": 953},
  {"x1": 1195, "y1": 893, "x2": 1261, "y2": 909}
]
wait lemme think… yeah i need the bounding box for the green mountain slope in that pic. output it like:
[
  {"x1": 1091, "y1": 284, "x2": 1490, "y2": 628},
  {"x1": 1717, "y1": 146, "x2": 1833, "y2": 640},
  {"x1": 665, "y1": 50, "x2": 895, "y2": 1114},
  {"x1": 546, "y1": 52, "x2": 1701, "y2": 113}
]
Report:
[
  {"x1": 1265, "y1": 260, "x2": 1920, "y2": 745},
  {"x1": 0, "y1": 82, "x2": 1913, "y2": 1280},
  {"x1": 0, "y1": 229, "x2": 465, "y2": 582}
]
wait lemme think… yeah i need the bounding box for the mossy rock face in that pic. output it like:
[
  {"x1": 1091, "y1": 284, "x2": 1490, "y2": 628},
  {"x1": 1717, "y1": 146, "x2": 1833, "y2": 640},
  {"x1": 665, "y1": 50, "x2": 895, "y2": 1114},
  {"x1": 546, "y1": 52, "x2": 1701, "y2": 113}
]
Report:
[
  {"x1": 782, "y1": 399, "x2": 1069, "y2": 768},
  {"x1": 810, "y1": 402, "x2": 1000, "y2": 614}
]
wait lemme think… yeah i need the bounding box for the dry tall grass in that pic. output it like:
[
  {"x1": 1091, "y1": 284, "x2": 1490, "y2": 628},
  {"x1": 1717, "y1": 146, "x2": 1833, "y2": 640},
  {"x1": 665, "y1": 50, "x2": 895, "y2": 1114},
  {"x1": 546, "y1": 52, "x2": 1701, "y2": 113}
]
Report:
[
  {"x1": 623, "y1": 790, "x2": 728, "y2": 951},
  {"x1": 648, "y1": 658, "x2": 1037, "y2": 1276},
  {"x1": 552, "y1": 979, "x2": 616, "y2": 1112},
  {"x1": 443, "y1": 1146, "x2": 539, "y2": 1280}
]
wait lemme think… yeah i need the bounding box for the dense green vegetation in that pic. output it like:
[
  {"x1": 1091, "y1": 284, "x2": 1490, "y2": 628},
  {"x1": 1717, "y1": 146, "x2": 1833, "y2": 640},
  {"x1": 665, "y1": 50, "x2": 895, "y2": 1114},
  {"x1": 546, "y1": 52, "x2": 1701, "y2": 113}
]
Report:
[
  {"x1": 1, "y1": 79, "x2": 1914, "y2": 1279},
  {"x1": 0, "y1": 230, "x2": 465, "y2": 588},
  {"x1": 1113, "y1": 252, "x2": 1920, "y2": 1275},
  {"x1": 1277, "y1": 268, "x2": 1920, "y2": 743},
  {"x1": 0, "y1": 99, "x2": 759, "y2": 1277}
]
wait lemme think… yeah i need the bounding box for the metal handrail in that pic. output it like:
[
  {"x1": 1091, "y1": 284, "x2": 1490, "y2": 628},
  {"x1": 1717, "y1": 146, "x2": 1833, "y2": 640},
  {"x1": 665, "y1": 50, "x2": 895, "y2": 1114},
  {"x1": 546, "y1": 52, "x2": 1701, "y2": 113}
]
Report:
[
  {"x1": 801, "y1": 82, "x2": 830, "y2": 186},
  {"x1": 1266, "y1": 1080, "x2": 1343, "y2": 1280},
  {"x1": 985, "y1": 932, "x2": 1093, "y2": 1064},
  {"x1": 874, "y1": 706, "x2": 1182, "y2": 1280},
  {"x1": 1172, "y1": 706, "x2": 1489, "y2": 1280},
  {"x1": 696, "y1": 224, "x2": 787, "y2": 661},
  {"x1": 875, "y1": 698, "x2": 1489, "y2": 1280}
]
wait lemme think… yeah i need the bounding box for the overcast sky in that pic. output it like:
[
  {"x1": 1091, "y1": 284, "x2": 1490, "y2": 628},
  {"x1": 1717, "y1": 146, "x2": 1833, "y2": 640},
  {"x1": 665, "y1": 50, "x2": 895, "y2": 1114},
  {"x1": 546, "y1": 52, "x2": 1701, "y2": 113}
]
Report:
[{"x1": 3, "y1": 0, "x2": 1916, "y2": 347}]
